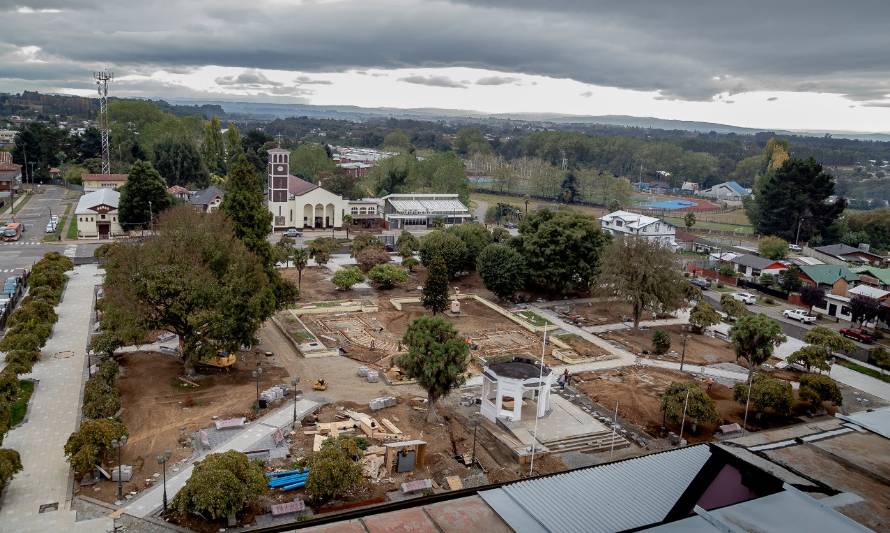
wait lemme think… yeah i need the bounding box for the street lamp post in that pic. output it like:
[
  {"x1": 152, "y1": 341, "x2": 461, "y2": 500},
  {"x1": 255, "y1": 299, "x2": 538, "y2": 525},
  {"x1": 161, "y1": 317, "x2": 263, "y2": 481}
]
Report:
[
  {"x1": 795, "y1": 216, "x2": 809, "y2": 246},
  {"x1": 110, "y1": 435, "x2": 128, "y2": 503},
  {"x1": 253, "y1": 367, "x2": 263, "y2": 413},
  {"x1": 291, "y1": 377, "x2": 301, "y2": 427},
  {"x1": 148, "y1": 200, "x2": 153, "y2": 232},
  {"x1": 679, "y1": 330, "x2": 689, "y2": 372},
  {"x1": 156, "y1": 449, "x2": 172, "y2": 514}
]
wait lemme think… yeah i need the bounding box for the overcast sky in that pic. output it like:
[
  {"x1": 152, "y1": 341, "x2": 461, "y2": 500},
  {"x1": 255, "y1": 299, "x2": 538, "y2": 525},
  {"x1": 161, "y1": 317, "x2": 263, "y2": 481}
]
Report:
[{"x1": 2, "y1": 0, "x2": 890, "y2": 132}]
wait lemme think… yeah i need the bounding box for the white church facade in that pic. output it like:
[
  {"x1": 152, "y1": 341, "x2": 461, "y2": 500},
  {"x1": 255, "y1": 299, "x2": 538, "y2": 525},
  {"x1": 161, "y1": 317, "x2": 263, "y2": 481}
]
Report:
[{"x1": 267, "y1": 147, "x2": 348, "y2": 229}]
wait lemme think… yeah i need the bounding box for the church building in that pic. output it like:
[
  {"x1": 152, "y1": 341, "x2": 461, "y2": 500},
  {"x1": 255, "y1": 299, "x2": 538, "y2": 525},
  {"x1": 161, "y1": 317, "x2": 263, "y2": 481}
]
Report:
[{"x1": 267, "y1": 148, "x2": 348, "y2": 229}]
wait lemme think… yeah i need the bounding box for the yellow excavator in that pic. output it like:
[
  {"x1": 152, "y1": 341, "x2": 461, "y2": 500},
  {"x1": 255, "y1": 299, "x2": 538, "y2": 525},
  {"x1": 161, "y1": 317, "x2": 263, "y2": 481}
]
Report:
[{"x1": 312, "y1": 378, "x2": 328, "y2": 391}]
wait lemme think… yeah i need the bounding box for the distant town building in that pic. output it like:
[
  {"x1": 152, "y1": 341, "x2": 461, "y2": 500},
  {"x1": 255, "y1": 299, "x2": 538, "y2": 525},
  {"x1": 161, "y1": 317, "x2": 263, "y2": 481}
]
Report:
[
  {"x1": 698, "y1": 180, "x2": 750, "y2": 201},
  {"x1": 166, "y1": 185, "x2": 192, "y2": 202},
  {"x1": 75, "y1": 188, "x2": 121, "y2": 239},
  {"x1": 382, "y1": 193, "x2": 471, "y2": 229},
  {"x1": 347, "y1": 198, "x2": 384, "y2": 228},
  {"x1": 188, "y1": 186, "x2": 224, "y2": 213},
  {"x1": 267, "y1": 148, "x2": 348, "y2": 229},
  {"x1": 0, "y1": 160, "x2": 22, "y2": 202},
  {"x1": 82, "y1": 173, "x2": 127, "y2": 193},
  {"x1": 599, "y1": 210, "x2": 676, "y2": 247},
  {"x1": 813, "y1": 243, "x2": 886, "y2": 267},
  {"x1": 0, "y1": 130, "x2": 16, "y2": 146}
]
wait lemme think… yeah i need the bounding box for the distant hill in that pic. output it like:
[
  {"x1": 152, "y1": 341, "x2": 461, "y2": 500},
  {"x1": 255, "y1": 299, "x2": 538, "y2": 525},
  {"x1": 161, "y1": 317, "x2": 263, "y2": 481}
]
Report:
[{"x1": 166, "y1": 98, "x2": 890, "y2": 142}]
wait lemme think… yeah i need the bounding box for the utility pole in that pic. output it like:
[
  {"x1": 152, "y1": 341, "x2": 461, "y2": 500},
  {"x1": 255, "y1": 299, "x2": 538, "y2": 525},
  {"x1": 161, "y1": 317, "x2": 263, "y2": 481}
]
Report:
[{"x1": 679, "y1": 332, "x2": 688, "y2": 372}]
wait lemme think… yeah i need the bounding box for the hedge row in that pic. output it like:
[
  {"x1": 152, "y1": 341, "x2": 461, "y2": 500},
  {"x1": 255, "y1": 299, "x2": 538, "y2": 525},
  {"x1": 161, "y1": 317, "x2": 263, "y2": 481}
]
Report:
[
  {"x1": 82, "y1": 359, "x2": 121, "y2": 419},
  {"x1": 0, "y1": 252, "x2": 73, "y2": 491}
]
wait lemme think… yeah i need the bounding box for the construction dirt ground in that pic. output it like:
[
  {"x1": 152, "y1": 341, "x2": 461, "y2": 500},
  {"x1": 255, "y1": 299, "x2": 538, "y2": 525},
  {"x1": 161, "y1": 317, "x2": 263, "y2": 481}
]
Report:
[
  {"x1": 83, "y1": 350, "x2": 290, "y2": 504},
  {"x1": 600, "y1": 325, "x2": 741, "y2": 365}
]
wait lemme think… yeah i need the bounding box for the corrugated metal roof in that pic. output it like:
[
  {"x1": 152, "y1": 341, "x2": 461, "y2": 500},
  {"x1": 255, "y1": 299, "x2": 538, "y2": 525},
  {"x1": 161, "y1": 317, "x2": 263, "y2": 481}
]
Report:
[
  {"x1": 75, "y1": 188, "x2": 120, "y2": 213},
  {"x1": 479, "y1": 444, "x2": 712, "y2": 533},
  {"x1": 838, "y1": 406, "x2": 890, "y2": 439},
  {"x1": 644, "y1": 487, "x2": 872, "y2": 533}
]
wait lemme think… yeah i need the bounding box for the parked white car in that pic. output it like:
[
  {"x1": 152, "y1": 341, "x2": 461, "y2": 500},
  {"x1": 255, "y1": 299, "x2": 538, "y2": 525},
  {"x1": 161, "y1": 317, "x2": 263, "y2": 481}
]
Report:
[
  {"x1": 783, "y1": 308, "x2": 816, "y2": 324},
  {"x1": 731, "y1": 292, "x2": 757, "y2": 305},
  {"x1": 788, "y1": 244, "x2": 802, "y2": 252}
]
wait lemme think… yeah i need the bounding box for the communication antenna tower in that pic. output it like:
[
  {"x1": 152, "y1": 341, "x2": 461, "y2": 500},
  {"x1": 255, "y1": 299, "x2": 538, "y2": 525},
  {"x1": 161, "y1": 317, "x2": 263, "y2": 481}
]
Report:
[{"x1": 94, "y1": 70, "x2": 113, "y2": 174}]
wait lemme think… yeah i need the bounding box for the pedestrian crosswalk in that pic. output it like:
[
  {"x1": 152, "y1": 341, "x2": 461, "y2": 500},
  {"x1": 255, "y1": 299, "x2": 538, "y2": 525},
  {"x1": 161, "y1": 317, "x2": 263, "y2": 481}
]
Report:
[
  {"x1": 63, "y1": 245, "x2": 78, "y2": 258},
  {"x1": 0, "y1": 241, "x2": 42, "y2": 246}
]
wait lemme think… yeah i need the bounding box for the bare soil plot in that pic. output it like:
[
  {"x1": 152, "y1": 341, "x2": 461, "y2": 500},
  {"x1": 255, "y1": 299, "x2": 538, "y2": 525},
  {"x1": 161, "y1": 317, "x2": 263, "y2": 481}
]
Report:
[
  {"x1": 553, "y1": 300, "x2": 656, "y2": 326},
  {"x1": 600, "y1": 325, "x2": 740, "y2": 365},
  {"x1": 573, "y1": 367, "x2": 797, "y2": 443},
  {"x1": 554, "y1": 334, "x2": 611, "y2": 359},
  {"x1": 281, "y1": 266, "x2": 341, "y2": 301},
  {"x1": 82, "y1": 351, "x2": 290, "y2": 504}
]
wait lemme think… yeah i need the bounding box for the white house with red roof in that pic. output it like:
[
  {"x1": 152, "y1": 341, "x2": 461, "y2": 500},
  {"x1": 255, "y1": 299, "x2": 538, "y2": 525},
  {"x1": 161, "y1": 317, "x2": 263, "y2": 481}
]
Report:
[{"x1": 267, "y1": 148, "x2": 348, "y2": 229}]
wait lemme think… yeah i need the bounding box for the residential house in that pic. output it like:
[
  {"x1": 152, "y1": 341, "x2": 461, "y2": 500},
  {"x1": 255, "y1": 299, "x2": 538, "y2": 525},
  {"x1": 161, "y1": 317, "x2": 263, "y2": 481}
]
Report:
[
  {"x1": 800, "y1": 264, "x2": 860, "y2": 321},
  {"x1": 730, "y1": 254, "x2": 787, "y2": 278},
  {"x1": 698, "y1": 180, "x2": 750, "y2": 201},
  {"x1": 382, "y1": 193, "x2": 472, "y2": 229},
  {"x1": 813, "y1": 243, "x2": 886, "y2": 267},
  {"x1": 189, "y1": 186, "x2": 224, "y2": 213},
  {"x1": 75, "y1": 189, "x2": 122, "y2": 239},
  {"x1": 674, "y1": 229, "x2": 697, "y2": 251},
  {"x1": 0, "y1": 160, "x2": 21, "y2": 202},
  {"x1": 680, "y1": 181, "x2": 699, "y2": 193},
  {"x1": 848, "y1": 284, "x2": 890, "y2": 303},
  {"x1": 166, "y1": 185, "x2": 192, "y2": 202},
  {"x1": 853, "y1": 266, "x2": 890, "y2": 290},
  {"x1": 82, "y1": 173, "x2": 127, "y2": 193},
  {"x1": 267, "y1": 148, "x2": 349, "y2": 229},
  {"x1": 599, "y1": 210, "x2": 676, "y2": 247}
]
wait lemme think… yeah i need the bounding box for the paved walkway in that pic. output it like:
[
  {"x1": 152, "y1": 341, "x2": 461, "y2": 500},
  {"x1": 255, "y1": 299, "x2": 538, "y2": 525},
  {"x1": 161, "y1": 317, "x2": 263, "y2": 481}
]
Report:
[
  {"x1": 0, "y1": 264, "x2": 111, "y2": 533},
  {"x1": 581, "y1": 310, "x2": 691, "y2": 333},
  {"x1": 123, "y1": 398, "x2": 319, "y2": 518}
]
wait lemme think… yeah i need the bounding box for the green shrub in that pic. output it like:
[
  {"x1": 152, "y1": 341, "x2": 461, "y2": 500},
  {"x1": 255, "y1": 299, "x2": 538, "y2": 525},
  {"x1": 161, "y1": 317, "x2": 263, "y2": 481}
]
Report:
[
  {"x1": 652, "y1": 329, "x2": 671, "y2": 354},
  {"x1": 0, "y1": 449, "x2": 23, "y2": 492},
  {"x1": 799, "y1": 374, "x2": 843, "y2": 407},
  {"x1": 0, "y1": 333, "x2": 44, "y2": 353},
  {"x1": 82, "y1": 380, "x2": 121, "y2": 419},
  {"x1": 367, "y1": 264, "x2": 409, "y2": 289},
  {"x1": 172, "y1": 451, "x2": 265, "y2": 520},
  {"x1": 305, "y1": 436, "x2": 363, "y2": 504},
  {"x1": 332, "y1": 267, "x2": 365, "y2": 290},
  {"x1": 3, "y1": 350, "x2": 40, "y2": 375},
  {"x1": 64, "y1": 418, "x2": 127, "y2": 475}
]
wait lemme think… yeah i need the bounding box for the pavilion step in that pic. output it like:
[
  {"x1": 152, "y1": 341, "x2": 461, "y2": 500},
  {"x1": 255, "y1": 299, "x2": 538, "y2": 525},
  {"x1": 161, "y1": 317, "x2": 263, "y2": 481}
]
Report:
[
  {"x1": 544, "y1": 433, "x2": 631, "y2": 454},
  {"x1": 539, "y1": 430, "x2": 613, "y2": 446}
]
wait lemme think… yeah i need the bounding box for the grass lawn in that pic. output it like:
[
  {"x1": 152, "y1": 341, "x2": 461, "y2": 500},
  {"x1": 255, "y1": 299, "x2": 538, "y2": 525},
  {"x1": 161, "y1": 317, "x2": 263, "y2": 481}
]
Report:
[
  {"x1": 470, "y1": 191, "x2": 607, "y2": 219},
  {"x1": 837, "y1": 360, "x2": 890, "y2": 384},
  {"x1": 10, "y1": 380, "x2": 35, "y2": 426},
  {"x1": 664, "y1": 216, "x2": 755, "y2": 234},
  {"x1": 515, "y1": 309, "x2": 552, "y2": 327},
  {"x1": 66, "y1": 215, "x2": 78, "y2": 240}
]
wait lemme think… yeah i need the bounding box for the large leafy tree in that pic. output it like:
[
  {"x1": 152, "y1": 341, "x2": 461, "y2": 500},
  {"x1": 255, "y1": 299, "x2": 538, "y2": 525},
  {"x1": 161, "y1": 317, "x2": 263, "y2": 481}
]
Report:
[
  {"x1": 751, "y1": 158, "x2": 846, "y2": 241},
  {"x1": 308, "y1": 237, "x2": 337, "y2": 267},
  {"x1": 305, "y1": 437, "x2": 363, "y2": 504},
  {"x1": 222, "y1": 155, "x2": 296, "y2": 306},
  {"x1": 290, "y1": 144, "x2": 335, "y2": 183},
  {"x1": 799, "y1": 285, "x2": 826, "y2": 313},
  {"x1": 201, "y1": 116, "x2": 227, "y2": 176},
  {"x1": 660, "y1": 382, "x2": 718, "y2": 429},
  {"x1": 224, "y1": 123, "x2": 243, "y2": 166},
  {"x1": 102, "y1": 206, "x2": 276, "y2": 372},
  {"x1": 446, "y1": 223, "x2": 492, "y2": 272},
  {"x1": 720, "y1": 294, "x2": 747, "y2": 320},
  {"x1": 779, "y1": 265, "x2": 803, "y2": 293},
  {"x1": 689, "y1": 301, "x2": 720, "y2": 333},
  {"x1": 850, "y1": 295, "x2": 881, "y2": 327},
  {"x1": 397, "y1": 316, "x2": 470, "y2": 422},
  {"x1": 730, "y1": 314, "x2": 786, "y2": 381},
  {"x1": 597, "y1": 237, "x2": 685, "y2": 328},
  {"x1": 422, "y1": 256, "x2": 449, "y2": 314},
  {"x1": 172, "y1": 451, "x2": 265, "y2": 521},
  {"x1": 477, "y1": 243, "x2": 526, "y2": 300},
  {"x1": 733, "y1": 375, "x2": 793, "y2": 417},
  {"x1": 757, "y1": 236, "x2": 788, "y2": 260},
  {"x1": 512, "y1": 209, "x2": 609, "y2": 294},
  {"x1": 221, "y1": 155, "x2": 273, "y2": 265},
  {"x1": 0, "y1": 449, "x2": 23, "y2": 493},
  {"x1": 152, "y1": 137, "x2": 210, "y2": 188},
  {"x1": 419, "y1": 230, "x2": 468, "y2": 278},
  {"x1": 799, "y1": 374, "x2": 842, "y2": 408},
  {"x1": 118, "y1": 160, "x2": 171, "y2": 230},
  {"x1": 64, "y1": 418, "x2": 127, "y2": 475}
]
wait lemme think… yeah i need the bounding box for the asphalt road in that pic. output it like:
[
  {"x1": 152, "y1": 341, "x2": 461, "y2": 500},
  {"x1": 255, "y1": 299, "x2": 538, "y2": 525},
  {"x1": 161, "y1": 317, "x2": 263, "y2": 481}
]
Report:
[
  {"x1": 703, "y1": 289, "x2": 871, "y2": 362},
  {"x1": 0, "y1": 186, "x2": 100, "y2": 274}
]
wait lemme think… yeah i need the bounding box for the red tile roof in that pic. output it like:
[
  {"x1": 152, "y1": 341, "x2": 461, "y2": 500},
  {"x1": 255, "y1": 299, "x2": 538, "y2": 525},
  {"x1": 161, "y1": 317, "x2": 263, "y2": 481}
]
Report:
[
  {"x1": 287, "y1": 174, "x2": 318, "y2": 196},
  {"x1": 0, "y1": 162, "x2": 21, "y2": 172},
  {"x1": 167, "y1": 185, "x2": 190, "y2": 194},
  {"x1": 82, "y1": 173, "x2": 128, "y2": 182},
  {"x1": 0, "y1": 152, "x2": 12, "y2": 164}
]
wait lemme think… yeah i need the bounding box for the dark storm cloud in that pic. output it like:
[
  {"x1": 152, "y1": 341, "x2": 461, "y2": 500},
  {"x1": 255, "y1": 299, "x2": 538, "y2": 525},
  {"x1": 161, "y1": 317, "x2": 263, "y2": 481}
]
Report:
[
  {"x1": 0, "y1": 0, "x2": 888, "y2": 103},
  {"x1": 399, "y1": 75, "x2": 468, "y2": 88}
]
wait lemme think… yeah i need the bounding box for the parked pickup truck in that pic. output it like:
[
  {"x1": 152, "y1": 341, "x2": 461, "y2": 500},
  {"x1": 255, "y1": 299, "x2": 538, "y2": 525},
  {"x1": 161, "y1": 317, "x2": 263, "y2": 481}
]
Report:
[
  {"x1": 731, "y1": 292, "x2": 757, "y2": 305},
  {"x1": 783, "y1": 309, "x2": 817, "y2": 324},
  {"x1": 839, "y1": 328, "x2": 874, "y2": 344}
]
